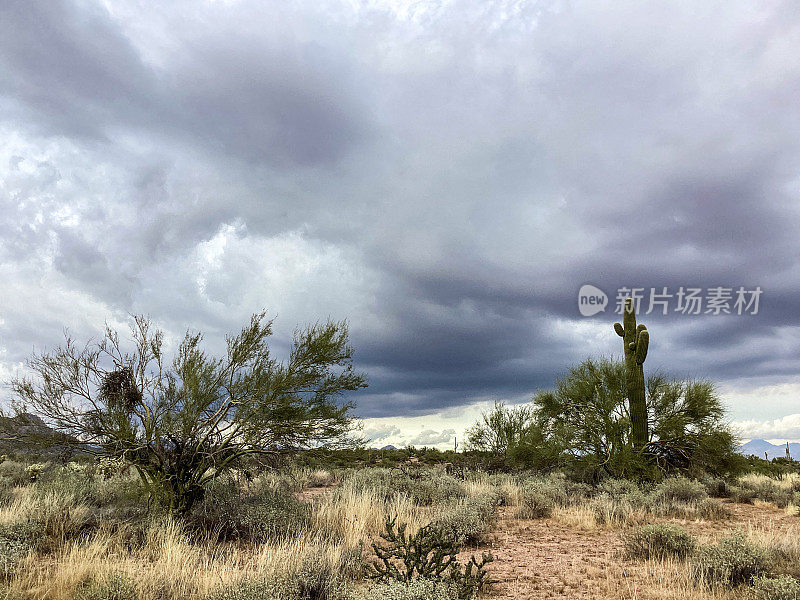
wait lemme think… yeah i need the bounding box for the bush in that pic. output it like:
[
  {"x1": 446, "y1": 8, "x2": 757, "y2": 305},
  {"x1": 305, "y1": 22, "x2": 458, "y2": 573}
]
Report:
[
  {"x1": 189, "y1": 481, "x2": 310, "y2": 542},
  {"x1": 515, "y1": 477, "x2": 573, "y2": 519},
  {"x1": 206, "y1": 553, "x2": 351, "y2": 600},
  {"x1": 730, "y1": 486, "x2": 758, "y2": 504},
  {"x1": 623, "y1": 523, "x2": 696, "y2": 560},
  {"x1": 692, "y1": 531, "x2": 774, "y2": 587},
  {"x1": 651, "y1": 477, "x2": 708, "y2": 504},
  {"x1": 696, "y1": 498, "x2": 732, "y2": 521},
  {"x1": 434, "y1": 494, "x2": 497, "y2": 547},
  {"x1": 76, "y1": 574, "x2": 138, "y2": 600},
  {"x1": 0, "y1": 521, "x2": 44, "y2": 579},
  {"x1": 702, "y1": 477, "x2": 728, "y2": 498},
  {"x1": 359, "y1": 579, "x2": 460, "y2": 600},
  {"x1": 751, "y1": 575, "x2": 800, "y2": 600}
]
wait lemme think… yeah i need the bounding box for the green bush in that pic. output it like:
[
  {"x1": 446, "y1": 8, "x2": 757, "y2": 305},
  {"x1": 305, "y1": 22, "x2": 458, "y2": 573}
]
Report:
[
  {"x1": 206, "y1": 554, "x2": 351, "y2": 600},
  {"x1": 340, "y1": 468, "x2": 466, "y2": 506},
  {"x1": 434, "y1": 494, "x2": 497, "y2": 547},
  {"x1": 623, "y1": 523, "x2": 696, "y2": 560},
  {"x1": 358, "y1": 579, "x2": 460, "y2": 600},
  {"x1": 515, "y1": 477, "x2": 574, "y2": 519},
  {"x1": 730, "y1": 486, "x2": 758, "y2": 504},
  {"x1": 701, "y1": 477, "x2": 728, "y2": 498},
  {"x1": 751, "y1": 575, "x2": 800, "y2": 600},
  {"x1": 692, "y1": 531, "x2": 773, "y2": 587},
  {"x1": 696, "y1": 498, "x2": 732, "y2": 521},
  {"x1": 651, "y1": 477, "x2": 708, "y2": 503},
  {"x1": 189, "y1": 481, "x2": 310, "y2": 542},
  {"x1": 0, "y1": 521, "x2": 45, "y2": 579},
  {"x1": 75, "y1": 574, "x2": 138, "y2": 600}
]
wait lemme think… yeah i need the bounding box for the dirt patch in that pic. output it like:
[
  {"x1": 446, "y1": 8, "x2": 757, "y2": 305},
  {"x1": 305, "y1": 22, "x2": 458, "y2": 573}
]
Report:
[{"x1": 476, "y1": 502, "x2": 798, "y2": 599}]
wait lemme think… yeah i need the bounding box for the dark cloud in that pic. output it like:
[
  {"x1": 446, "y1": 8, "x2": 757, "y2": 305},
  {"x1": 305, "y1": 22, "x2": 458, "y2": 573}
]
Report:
[{"x1": 1, "y1": 0, "x2": 799, "y2": 427}]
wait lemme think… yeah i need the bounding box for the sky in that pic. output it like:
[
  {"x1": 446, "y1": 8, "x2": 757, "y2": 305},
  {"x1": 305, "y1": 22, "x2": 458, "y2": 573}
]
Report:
[{"x1": 1, "y1": 0, "x2": 800, "y2": 449}]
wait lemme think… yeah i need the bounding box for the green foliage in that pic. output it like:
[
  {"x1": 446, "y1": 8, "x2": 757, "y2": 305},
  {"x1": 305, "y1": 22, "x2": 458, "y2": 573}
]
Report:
[
  {"x1": 465, "y1": 402, "x2": 558, "y2": 470},
  {"x1": 729, "y1": 485, "x2": 758, "y2": 504},
  {"x1": 340, "y1": 467, "x2": 466, "y2": 506},
  {"x1": 516, "y1": 477, "x2": 574, "y2": 519},
  {"x1": 358, "y1": 579, "x2": 460, "y2": 600},
  {"x1": 11, "y1": 313, "x2": 367, "y2": 514},
  {"x1": 695, "y1": 498, "x2": 732, "y2": 521},
  {"x1": 623, "y1": 523, "x2": 696, "y2": 560},
  {"x1": 751, "y1": 575, "x2": 800, "y2": 600},
  {"x1": 534, "y1": 358, "x2": 743, "y2": 480},
  {"x1": 433, "y1": 494, "x2": 498, "y2": 547},
  {"x1": 0, "y1": 521, "x2": 44, "y2": 579},
  {"x1": 206, "y1": 552, "x2": 353, "y2": 600},
  {"x1": 692, "y1": 531, "x2": 774, "y2": 587},
  {"x1": 369, "y1": 517, "x2": 493, "y2": 599},
  {"x1": 188, "y1": 480, "x2": 310, "y2": 542},
  {"x1": 650, "y1": 476, "x2": 708, "y2": 503},
  {"x1": 75, "y1": 574, "x2": 138, "y2": 600}
]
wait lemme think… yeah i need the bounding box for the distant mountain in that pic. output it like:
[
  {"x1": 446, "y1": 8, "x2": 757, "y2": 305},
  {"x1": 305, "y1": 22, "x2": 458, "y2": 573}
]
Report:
[
  {"x1": 0, "y1": 413, "x2": 77, "y2": 455},
  {"x1": 739, "y1": 438, "x2": 800, "y2": 460},
  {"x1": 380, "y1": 445, "x2": 397, "y2": 451}
]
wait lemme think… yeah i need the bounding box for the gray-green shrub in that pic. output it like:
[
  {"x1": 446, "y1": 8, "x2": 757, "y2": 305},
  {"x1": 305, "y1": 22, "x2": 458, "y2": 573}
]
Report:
[
  {"x1": 358, "y1": 579, "x2": 460, "y2": 600},
  {"x1": 75, "y1": 574, "x2": 138, "y2": 600},
  {"x1": 651, "y1": 477, "x2": 707, "y2": 504},
  {"x1": 623, "y1": 523, "x2": 696, "y2": 560},
  {"x1": 751, "y1": 575, "x2": 800, "y2": 600},
  {"x1": 434, "y1": 494, "x2": 498, "y2": 547},
  {"x1": 692, "y1": 531, "x2": 774, "y2": 587}
]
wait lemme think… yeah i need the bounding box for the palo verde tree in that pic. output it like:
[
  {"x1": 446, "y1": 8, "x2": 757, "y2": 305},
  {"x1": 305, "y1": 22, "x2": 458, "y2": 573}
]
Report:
[
  {"x1": 10, "y1": 312, "x2": 367, "y2": 513},
  {"x1": 465, "y1": 402, "x2": 558, "y2": 470},
  {"x1": 533, "y1": 358, "x2": 742, "y2": 480}
]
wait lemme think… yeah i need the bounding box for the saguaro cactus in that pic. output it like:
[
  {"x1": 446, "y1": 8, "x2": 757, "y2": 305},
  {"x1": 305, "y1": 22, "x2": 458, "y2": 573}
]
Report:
[{"x1": 614, "y1": 298, "x2": 649, "y2": 449}]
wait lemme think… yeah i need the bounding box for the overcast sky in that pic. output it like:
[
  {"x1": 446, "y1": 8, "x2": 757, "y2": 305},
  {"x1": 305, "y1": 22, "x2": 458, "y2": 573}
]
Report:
[{"x1": 2, "y1": 0, "x2": 800, "y2": 448}]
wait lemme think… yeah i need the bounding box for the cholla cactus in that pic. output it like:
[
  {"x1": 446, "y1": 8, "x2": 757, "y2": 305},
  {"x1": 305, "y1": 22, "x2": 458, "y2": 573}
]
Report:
[
  {"x1": 24, "y1": 463, "x2": 46, "y2": 482},
  {"x1": 614, "y1": 298, "x2": 650, "y2": 449}
]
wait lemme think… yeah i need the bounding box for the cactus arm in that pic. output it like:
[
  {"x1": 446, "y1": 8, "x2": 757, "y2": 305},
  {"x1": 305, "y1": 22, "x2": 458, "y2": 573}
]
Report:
[
  {"x1": 614, "y1": 322, "x2": 624, "y2": 337},
  {"x1": 635, "y1": 329, "x2": 649, "y2": 364}
]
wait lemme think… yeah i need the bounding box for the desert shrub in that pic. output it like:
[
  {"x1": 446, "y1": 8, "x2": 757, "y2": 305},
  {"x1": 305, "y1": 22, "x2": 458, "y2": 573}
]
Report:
[
  {"x1": 730, "y1": 486, "x2": 758, "y2": 504},
  {"x1": 33, "y1": 466, "x2": 97, "y2": 505},
  {"x1": 369, "y1": 517, "x2": 492, "y2": 599},
  {"x1": 702, "y1": 477, "x2": 729, "y2": 498},
  {"x1": 623, "y1": 523, "x2": 696, "y2": 560},
  {"x1": 0, "y1": 521, "x2": 44, "y2": 579},
  {"x1": 598, "y1": 478, "x2": 642, "y2": 498},
  {"x1": 692, "y1": 531, "x2": 774, "y2": 587},
  {"x1": 0, "y1": 461, "x2": 30, "y2": 487},
  {"x1": 751, "y1": 575, "x2": 800, "y2": 600},
  {"x1": 696, "y1": 498, "x2": 732, "y2": 521},
  {"x1": 651, "y1": 477, "x2": 707, "y2": 503},
  {"x1": 75, "y1": 574, "x2": 138, "y2": 600},
  {"x1": 516, "y1": 488, "x2": 554, "y2": 519},
  {"x1": 397, "y1": 474, "x2": 466, "y2": 506},
  {"x1": 206, "y1": 553, "x2": 351, "y2": 600},
  {"x1": 340, "y1": 468, "x2": 465, "y2": 506},
  {"x1": 434, "y1": 494, "x2": 498, "y2": 547},
  {"x1": 359, "y1": 579, "x2": 460, "y2": 600},
  {"x1": 189, "y1": 481, "x2": 310, "y2": 542}
]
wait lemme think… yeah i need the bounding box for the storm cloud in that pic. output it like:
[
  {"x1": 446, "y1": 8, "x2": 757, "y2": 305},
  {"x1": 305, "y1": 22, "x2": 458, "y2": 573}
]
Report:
[{"x1": 1, "y1": 0, "x2": 800, "y2": 440}]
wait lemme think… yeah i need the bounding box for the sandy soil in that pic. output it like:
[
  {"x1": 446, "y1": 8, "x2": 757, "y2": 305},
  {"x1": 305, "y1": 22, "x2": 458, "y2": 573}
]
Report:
[{"x1": 476, "y1": 503, "x2": 798, "y2": 600}]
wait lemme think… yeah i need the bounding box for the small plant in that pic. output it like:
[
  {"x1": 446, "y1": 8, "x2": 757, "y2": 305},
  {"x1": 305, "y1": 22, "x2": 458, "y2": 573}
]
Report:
[
  {"x1": 729, "y1": 485, "x2": 758, "y2": 504},
  {"x1": 359, "y1": 578, "x2": 460, "y2": 600},
  {"x1": 696, "y1": 498, "x2": 731, "y2": 521},
  {"x1": 75, "y1": 573, "x2": 138, "y2": 600},
  {"x1": 516, "y1": 487, "x2": 555, "y2": 519},
  {"x1": 692, "y1": 530, "x2": 773, "y2": 587},
  {"x1": 369, "y1": 517, "x2": 492, "y2": 599},
  {"x1": 0, "y1": 521, "x2": 45, "y2": 579},
  {"x1": 751, "y1": 575, "x2": 800, "y2": 600},
  {"x1": 651, "y1": 477, "x2": 708, "y2": 503},
  {"x1": 434, "y1": 494, "x2": 497, "y2": 547},
  {"x1": 623, "y1": 523, "x2": 696, "y2": 560}
]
